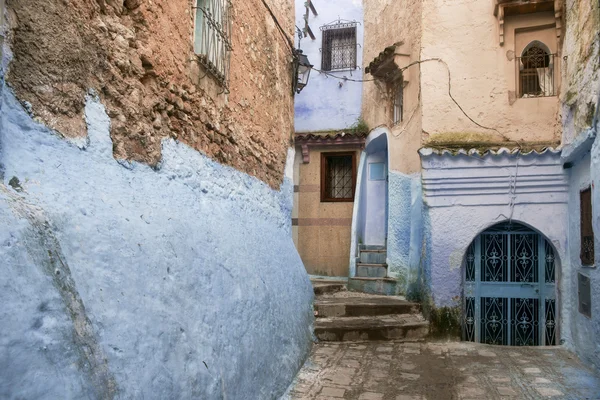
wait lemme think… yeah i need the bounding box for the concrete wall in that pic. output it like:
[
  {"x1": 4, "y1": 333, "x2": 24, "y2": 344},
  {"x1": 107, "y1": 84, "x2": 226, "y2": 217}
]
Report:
[
  {"x1": 0, "y1": 87, "x2": 314, "y2": 399},
  {"x1": 420, "y1": 1, "x2": 561, "y2": 146},
  {"x1": 294, "y1": 146, "x2": 358, "y2": 277},
  {"x1": 294, "y1": 0, "x2": 363, "y2": 132},
  {"x1": 560, "y1": 0, "x2": 600, "y2": 370}
]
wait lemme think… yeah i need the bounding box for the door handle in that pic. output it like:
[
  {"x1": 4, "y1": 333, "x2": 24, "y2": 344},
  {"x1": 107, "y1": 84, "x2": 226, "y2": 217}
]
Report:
[{"x1": 520, "y1": 283, "x2": 535, "y2": 287}]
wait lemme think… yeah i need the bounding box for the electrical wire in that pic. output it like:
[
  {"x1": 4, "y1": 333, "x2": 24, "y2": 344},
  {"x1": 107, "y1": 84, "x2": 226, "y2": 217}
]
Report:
[{"x1": 260, "y1": 0, "x2": 295, "y2": 56}]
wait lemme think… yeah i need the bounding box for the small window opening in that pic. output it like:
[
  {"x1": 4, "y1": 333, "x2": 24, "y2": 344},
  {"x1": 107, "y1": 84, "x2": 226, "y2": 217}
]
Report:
[
  {"x1": 321, "y1": 25, "x2": 357, "y2": 71},
  {"x1": 518, "y1": 44, "x2": 555, "y2": 97},
  {"x1": 392, "y1": 78, "x2": 403, "y2": 124},
  {"x1": 321, "y1": 152, "x2": 356, "y2": 202},
  {"x1": 194, "y1": 0, "x2": 232, "y2": 89},
  {"x1": 581, "y1": 187, "x2": 595, "y2": 266}
]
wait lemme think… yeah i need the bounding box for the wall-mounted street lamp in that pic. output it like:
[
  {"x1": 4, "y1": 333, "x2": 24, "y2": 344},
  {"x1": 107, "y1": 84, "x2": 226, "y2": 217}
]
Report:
[{"x1": 294, "y1": 49, "x2": 313, "y2": 94}]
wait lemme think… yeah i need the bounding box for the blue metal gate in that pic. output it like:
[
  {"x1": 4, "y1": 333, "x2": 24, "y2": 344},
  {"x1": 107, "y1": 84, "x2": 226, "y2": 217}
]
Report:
[{"x1": 463, "y1": 223, "x2": 557, "y2": 346}]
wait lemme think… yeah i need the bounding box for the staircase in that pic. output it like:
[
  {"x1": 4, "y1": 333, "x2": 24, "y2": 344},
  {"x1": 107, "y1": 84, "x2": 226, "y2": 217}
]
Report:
[
  {"x1": 348, "y1": 245, "x2": 398, "y2": 295},
  {"x1": 312, "y1": 280, "x2": 429, "y2": 342}
]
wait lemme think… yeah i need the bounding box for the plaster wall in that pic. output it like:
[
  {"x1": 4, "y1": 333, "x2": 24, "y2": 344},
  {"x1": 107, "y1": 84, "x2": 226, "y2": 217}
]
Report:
[
  {"x1": 294, "y1": 146, "x2": 358, "y2": 277},
  {"x1": 559, "y1": 0, "x2": 600, "y2": 369},
  {"x1": 421, "y1": 151, "x2": 568, "y2": 314},
  {"x1": 562, "y1": 152, "x2": 600, "y2": 368},
  {"x1": 361, "y1": 0, "x2": 423, "y2": 175},
  {"x1": 293, "y1": 0, "x2": 363, "y2": 132},
  {"x1": 420, "y1": 1, "x2": 561, "y2": 145},
  {"x1": 0, "y1": 88, "x2": 314, "y2": 399}
]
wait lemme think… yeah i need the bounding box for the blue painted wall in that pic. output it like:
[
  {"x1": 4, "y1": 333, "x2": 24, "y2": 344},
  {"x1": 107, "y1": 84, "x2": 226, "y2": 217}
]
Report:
[
  {"x1": 0, "y1": 88, "x2": 314, "y2": 399},
  {"x1": 294, "y1": 0, "x2": 363, "y2": 132},
  {"x1": 562, "y1": 136, "x2": 600, "y2": 369},
  {"x1": 386, "y1": 171, "x2": 423, "y2": 294}
]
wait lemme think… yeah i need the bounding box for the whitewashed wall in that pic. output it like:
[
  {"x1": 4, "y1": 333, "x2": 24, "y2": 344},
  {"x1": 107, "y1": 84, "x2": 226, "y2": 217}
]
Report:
[{"x1": 294, "y1": 0, "x2": 363, "y2": 132}]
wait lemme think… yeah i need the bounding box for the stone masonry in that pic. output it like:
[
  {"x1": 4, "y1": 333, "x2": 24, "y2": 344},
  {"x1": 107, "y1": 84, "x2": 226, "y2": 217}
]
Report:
[
  {"x1": 4, "y1": 0, "x2": 294, "y2": 187},
  {"x1": 285, "y1": 341, "x2": 600, "y2": 400}
]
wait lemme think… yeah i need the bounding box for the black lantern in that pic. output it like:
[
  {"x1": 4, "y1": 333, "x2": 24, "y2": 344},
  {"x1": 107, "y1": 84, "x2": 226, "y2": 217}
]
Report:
[{"x1": 294, "y1": 50, "x2": 313, "y2": 94}]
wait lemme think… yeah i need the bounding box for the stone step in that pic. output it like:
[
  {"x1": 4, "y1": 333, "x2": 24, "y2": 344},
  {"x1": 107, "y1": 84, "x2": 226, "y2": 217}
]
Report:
[
  {"x1": 312, "y1": 281, "x2": 347, "y2": 295},
  {"x1": 359, "y1": 244, "x2": 386, "y2": 251},
  {"x1": 348, "y1": 277, "x2": 398, "y2": 295},
  {"x1": 314, "y1": 296, "x2": 420, "y2": 318},
  {"x1": 314, "y1": 314, "x2": 429, "y2": 342},
  {"x1": 359, "y1": 251, "x2": 387, "y2": 264},
  {"x1": 356, "y1": 263, "x2": 387, "y2": 278}
]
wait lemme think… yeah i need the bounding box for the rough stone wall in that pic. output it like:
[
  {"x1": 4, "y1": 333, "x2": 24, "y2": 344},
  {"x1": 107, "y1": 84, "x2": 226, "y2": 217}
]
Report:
[
  {"x1": 561, "y1": 0, "x2": 600, "y2": 144},
  {"x1": 560, "y1": 0, "x2": 600, "y2": 370},
  {"x1": 5, "y1": 0, "x2": 294, "y2": 187},
  {"x1": 361, "y1": 0, "x2": 422, "y2": 174},
  {"x1": 0, "y1": 88, "x2": 314, "y2": 399}
]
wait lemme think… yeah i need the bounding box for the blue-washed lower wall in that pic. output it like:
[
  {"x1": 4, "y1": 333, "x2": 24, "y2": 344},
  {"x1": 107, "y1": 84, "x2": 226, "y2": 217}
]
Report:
[
  {"x1": 0, "y1": 89, "x2": 314, "y2": 399},
  {"x1": 564, "y1": 140, "x2": 600, "y2": 369},
  {"x1": 386, "y1": 171, "x2": 423, "y2": 296}
]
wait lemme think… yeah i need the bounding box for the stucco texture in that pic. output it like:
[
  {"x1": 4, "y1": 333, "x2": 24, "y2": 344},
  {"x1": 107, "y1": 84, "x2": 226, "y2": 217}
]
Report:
[
  {"x1": 420, "y1": 0, "x2": 561, "y2": 145},
  {"x1": 421, "y1": 150, "x2": 568, "y2": 311},
  {"x1": 361, "y1": 0, "x2": 423, "y2": 175},
  {"x1": 0, "y1": 88, "x2": 314, "y2": 399},
  {"x1": 295, "y1": 147, "x2": 357, "y2": 277},
  {"x1": 560, "y1": 0, "x2": 600, "y2": 370},
  {"x1": 293, "y1": 0, "x2": 364, "y2": 132}
]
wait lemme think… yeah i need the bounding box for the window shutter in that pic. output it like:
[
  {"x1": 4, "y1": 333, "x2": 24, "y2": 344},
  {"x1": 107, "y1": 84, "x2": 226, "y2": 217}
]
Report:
[{"x1": 580, "y1": 187, "x2": 594, "y2": 266}]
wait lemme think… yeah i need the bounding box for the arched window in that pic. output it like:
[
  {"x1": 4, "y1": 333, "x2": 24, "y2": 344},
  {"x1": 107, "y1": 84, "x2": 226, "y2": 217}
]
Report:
[{"x1": 518, "y1": 42, "x2": 555, "y2": 98}]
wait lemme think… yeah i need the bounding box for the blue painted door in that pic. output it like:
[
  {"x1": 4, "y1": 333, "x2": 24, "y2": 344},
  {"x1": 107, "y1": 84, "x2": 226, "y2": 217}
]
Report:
[{"x1": 463, "y1": 223, "x2": 557, "y2": 346}]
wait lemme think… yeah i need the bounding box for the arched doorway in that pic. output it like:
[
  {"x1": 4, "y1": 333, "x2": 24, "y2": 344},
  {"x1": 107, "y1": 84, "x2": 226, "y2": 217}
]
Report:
[{"x1": 463, "y1": 222, "x2": 557, "y2": 346}]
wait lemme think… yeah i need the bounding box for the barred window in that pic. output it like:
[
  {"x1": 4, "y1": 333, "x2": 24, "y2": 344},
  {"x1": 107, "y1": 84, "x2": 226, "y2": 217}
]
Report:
[
  {"x1": 321, "y1": 23, "x2": 357, "y2": 71},
  {"x1": 392, "y1": 78, "x2": 403, "y2": 124},
  {"x1": 194, "y1": 0, "x2": 232, "y2": 88},
  {"x1": 517, "y1": 43, "x2": 555, "y2": 98},
  {"x1": 321, "y1": 152, "x2": 356, "y2": 202},
  {"x1": 581, "y1": 187, "x2": 595, "y2": 266}
]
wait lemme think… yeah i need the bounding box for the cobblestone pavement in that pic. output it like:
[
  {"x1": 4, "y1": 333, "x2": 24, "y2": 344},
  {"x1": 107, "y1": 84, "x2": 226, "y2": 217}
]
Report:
[{"x1": 283, "y1": 341, "x2": 600, "y2": 400}]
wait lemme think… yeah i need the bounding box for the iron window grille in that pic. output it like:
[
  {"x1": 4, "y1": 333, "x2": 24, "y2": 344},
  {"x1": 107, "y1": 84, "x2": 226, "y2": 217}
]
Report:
[
  {"x1": 392, "y1": 78, "x2": 403, "y2": 124},
  {"x1": 517, "y1": 46, "x2": 556, "y2": 98},
  {"x1": 580, "y1": 187, "x2": 595, "y2": 266},
  {"x1": 321, "y1": 152, "x2": 356, "y2": 202},
  {"x1": 194, "y1": 0, "x2": 233, "y2": 90},
  {"x1": 320, "y1": 21, "x2": 358, "y2": 71}
]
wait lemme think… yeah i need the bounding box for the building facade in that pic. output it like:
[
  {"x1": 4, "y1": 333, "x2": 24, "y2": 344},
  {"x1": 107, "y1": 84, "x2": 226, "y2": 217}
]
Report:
[
  {"x1": 293, "y1": 0, "x2": 599, "y2": 364},
  {"x1": 292, "y1": 0, "x2": 366, "y2": 277},
  {"x1": 0, "y1": 0, "x2": 313, "y2": 398}
]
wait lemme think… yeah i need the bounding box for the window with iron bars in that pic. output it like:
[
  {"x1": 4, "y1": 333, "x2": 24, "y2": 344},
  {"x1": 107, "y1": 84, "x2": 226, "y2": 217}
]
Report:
[
  {"x1": 517, "y1": 45, "x2": 556, "y2": 98},
  {"x1": 321, "y1": 23, "x2": 357, "y2": 71},
  {"x1": 321, "y1": 152, "x2": 356, "y2": 202},
  {"x1": 194, "y1": 0, "x2": 232, "y2": 89},
  {"x1": 392, "y1": 78, "x2": 403, "y2": 124},
  {"x1": 581, "y1": 187, "x2": 595, "y2": 266}
]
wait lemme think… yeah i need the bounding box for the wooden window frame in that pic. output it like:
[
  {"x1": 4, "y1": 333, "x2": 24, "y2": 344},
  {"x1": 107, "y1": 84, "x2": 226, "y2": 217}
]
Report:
[
  {"x1": 320, "y1": 152, "x2": 357, "y2": 203},
  {"x1": 580, "y1": 187, "x2": 595, "y2": 266}
]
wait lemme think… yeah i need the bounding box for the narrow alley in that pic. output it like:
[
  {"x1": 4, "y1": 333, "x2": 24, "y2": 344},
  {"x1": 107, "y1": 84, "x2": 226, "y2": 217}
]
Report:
[{"x1": 285, "y1": 282, "x2": 600, "y2": 400}]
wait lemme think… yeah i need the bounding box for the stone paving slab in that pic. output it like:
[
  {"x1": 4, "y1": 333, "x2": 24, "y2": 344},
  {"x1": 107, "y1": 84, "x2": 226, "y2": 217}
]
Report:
[{"x1": 282, "y1": 341, "x2": 600, "y2": 400}]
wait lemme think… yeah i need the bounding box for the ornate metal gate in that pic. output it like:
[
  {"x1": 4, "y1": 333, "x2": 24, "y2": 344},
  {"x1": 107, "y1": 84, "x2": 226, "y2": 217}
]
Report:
[{"x1": 463, "y1": 223, "x2": 557, "y2": 346}]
